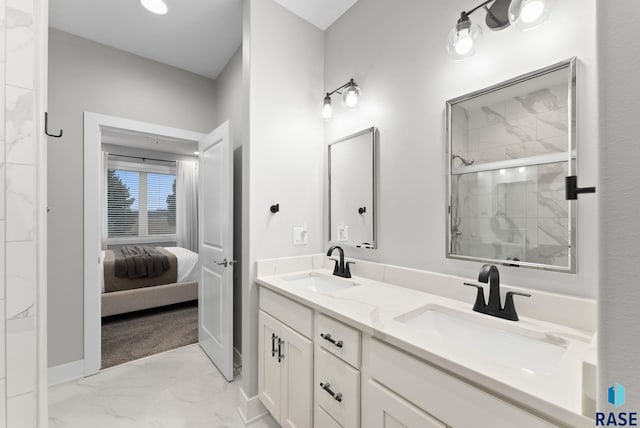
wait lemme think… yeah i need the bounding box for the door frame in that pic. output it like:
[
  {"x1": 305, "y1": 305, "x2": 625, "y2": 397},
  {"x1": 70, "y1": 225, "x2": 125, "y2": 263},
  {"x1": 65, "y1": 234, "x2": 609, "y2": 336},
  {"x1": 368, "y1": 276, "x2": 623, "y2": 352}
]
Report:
[{"x1": 83, "y1": 112, "x2": 206, "y2": 376}]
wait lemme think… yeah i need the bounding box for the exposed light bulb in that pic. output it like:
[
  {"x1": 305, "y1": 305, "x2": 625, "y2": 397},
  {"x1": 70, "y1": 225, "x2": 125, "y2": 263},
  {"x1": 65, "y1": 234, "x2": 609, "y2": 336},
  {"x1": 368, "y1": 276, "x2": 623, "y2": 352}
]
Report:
[
  {"x1": 500, "y1": 169, "x2": 507, "y2": 175},
  {"x1": 140, "y1": 0, "x2": 168, "y2": 15},
  {"x1": 322, "y1": 95, "x2": 333, "y2": 119},
  {"x1": 518, "y1": 167, "x2": 526, "y2": 173},
  {"x1": 508, "y1": 0, "x2": 555, "y2": 31},
  {"x1": 454, "y1": 29, "x2": 474, "y2": 56},
  {"x1": 520, "y1": 0, "x2": 545, "y2": 23},
  {"x1": 342, "y1": 83, "x2": 360, "y2": 109},
  {"x1": 446, "y1": 13, "x2": 481, "y2": 60}
]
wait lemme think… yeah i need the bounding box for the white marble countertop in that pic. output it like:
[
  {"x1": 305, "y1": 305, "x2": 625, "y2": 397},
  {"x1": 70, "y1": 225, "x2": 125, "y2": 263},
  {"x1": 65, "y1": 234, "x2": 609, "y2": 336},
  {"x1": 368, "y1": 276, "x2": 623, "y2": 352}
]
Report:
[{"x1": 256, "y1": 268, "x2": 596, "y2": 428}]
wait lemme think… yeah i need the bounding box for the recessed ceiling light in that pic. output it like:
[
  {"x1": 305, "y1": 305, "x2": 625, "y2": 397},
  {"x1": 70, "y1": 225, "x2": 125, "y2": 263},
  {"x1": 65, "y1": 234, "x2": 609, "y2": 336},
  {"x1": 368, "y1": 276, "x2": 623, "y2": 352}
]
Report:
[
  {"x1": 194, "y1": 151, "x2": 199, "y2": 155},
  {"x1": 140, "y1": 0, "x2": 168, "y2": 15}
]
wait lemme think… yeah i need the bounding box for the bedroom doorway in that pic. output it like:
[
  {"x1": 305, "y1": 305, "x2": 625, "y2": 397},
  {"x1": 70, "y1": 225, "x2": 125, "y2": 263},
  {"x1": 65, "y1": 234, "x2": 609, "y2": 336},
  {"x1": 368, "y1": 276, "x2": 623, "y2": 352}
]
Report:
[
  {"x1": 99, "y1": 126, "x2": 201, "y2": 369},
  {"x1": 83, "y1": 113, "x2": 235, "y2": 380}
]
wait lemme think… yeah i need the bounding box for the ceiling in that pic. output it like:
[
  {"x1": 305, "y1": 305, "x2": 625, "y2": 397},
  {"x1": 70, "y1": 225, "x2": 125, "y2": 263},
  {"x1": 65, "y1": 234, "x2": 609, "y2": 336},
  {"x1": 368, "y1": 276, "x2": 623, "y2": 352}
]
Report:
[
  {"x1": 49, "y1": 0, "x2": 242, "y2": 79},
  {"x1": 49, "y1": 0, "x2": 358, "y2": 79},
  {"x1": 273, "y1": 0, "x2": 358, "y2": 30},
  {"x1": 101, "y1": 127, "x2": 198, "y2": 156}
]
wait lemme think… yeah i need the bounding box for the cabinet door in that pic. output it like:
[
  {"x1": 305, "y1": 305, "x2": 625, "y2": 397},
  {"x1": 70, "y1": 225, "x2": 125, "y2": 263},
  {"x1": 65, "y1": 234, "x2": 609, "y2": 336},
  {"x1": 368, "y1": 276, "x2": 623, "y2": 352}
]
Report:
[
  {"x1": 280, "y1": 323, "x2": 313, "y2": 428},
  {"x1": 258, "y1": 310, "x2": 282, "y2": 421},
  {"x1": 365, "y1": 380, "x2": 447, "y2": 428}
]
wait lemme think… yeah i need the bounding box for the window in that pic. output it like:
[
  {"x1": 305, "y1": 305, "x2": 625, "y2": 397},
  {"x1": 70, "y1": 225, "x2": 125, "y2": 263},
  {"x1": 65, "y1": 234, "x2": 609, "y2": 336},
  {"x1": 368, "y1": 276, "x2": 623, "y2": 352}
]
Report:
[{"x1": 107, "y1": 160, "x2": 176, "y2": 243}]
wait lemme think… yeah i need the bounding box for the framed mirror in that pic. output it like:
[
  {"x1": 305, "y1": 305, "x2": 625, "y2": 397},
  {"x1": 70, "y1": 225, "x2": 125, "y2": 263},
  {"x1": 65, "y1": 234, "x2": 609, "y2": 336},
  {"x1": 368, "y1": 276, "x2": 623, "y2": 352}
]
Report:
[
  {"x1": 329, "y1": 127, "x2": 378, "y2": 249},
  {"x1": 446, "y1": 58, "x2": 577, "y2": 272}
]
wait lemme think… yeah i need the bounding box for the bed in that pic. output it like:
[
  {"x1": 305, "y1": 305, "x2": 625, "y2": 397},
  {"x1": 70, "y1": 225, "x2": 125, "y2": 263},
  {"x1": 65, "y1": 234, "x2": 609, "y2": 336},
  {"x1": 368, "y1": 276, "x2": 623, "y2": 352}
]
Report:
[{"x1": 100, "y1": 246, "x2": 200, "y2": 317}]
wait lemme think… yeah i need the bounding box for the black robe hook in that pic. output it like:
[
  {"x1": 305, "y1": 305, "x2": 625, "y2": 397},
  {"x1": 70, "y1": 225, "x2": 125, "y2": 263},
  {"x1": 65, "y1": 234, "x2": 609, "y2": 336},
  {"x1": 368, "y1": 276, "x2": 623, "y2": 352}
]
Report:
[{"x1": 45, "y1": 112, "x2": 63, "y2": 138}]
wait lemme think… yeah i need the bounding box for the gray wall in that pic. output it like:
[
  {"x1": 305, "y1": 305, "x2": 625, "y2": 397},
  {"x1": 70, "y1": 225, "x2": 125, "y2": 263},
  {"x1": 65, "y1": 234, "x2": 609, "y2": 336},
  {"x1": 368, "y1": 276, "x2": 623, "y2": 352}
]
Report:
[
  {"x1": 214, "y1": 46, "x2": 243, "y2": 355},
  {"x1": 597, "y1": 0, "x2": 640, "y2": 410},
  {"x1": 47, "y1": 29, "x2": 218, "y2": 367},
  {"x1": 324, "y1": 0, "x2": 598, "y2": 298},
  {"x1": 241, "y1": 0, "x2": 324, "y2": 405}
]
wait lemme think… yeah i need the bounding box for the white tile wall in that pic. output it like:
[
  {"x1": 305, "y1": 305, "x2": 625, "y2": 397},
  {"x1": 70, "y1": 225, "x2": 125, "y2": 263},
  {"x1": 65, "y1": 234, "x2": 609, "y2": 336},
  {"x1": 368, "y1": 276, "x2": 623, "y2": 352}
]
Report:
[
  {"x1": 0, "y1": 380, "x2": 5, "y2": 428},
  {"x1": 0, "y1": 305, "x2": 4, "y2": 379},
  {"x1": 6, "y1": 317, "x2": 35, "y2": 397},
  {"x1": 6, "y1": 241, "x2": 35, "y2": 319},
  {"x1": 6, "y1": 6, "x2": 34, "y2": 90},
  {"x1": 7, "y1": 392, "x2": 34, "y2": 428},
  {"x1": 2, "y1": 0, "x2": 39, "y2": 424}
]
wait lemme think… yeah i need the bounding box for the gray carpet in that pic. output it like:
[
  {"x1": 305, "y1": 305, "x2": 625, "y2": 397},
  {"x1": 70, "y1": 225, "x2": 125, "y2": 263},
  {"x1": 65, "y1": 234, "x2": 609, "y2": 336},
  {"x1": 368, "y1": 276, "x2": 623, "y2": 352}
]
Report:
[{"x1": 101, "y1": 301, "x2": 198, "y2": 369}]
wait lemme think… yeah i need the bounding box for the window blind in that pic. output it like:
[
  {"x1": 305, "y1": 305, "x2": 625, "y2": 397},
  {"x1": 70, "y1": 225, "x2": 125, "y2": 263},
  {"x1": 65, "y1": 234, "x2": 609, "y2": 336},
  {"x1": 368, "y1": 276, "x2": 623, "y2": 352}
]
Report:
[
  {"x1": 107, "y1": 169, "x2": 140, "y2": 237},
  {"x1": 147, "y1": 173, "x2": 176, "y2": 236},
  {"x1": 107, "y1": 167, "x2": 176, "y2": 239}
]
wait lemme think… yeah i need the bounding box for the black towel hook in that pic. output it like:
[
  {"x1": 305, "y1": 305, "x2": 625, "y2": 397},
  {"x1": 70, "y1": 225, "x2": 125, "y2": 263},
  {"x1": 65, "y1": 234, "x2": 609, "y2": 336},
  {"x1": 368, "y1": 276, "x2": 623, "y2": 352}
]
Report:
[{"x1": 45, "y1": 112, "x2": 63, "y2": 138}]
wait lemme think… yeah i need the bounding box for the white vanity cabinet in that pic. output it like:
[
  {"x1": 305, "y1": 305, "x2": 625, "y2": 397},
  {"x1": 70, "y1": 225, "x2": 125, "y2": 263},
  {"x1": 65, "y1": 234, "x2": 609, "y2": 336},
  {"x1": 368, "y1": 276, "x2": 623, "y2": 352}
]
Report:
[
  {"x1": 259, "y1": 289, "x2": 314, "y2": 428},
  {"x1": 257, "y1": 283, "x2": 568, "y2": 428}
]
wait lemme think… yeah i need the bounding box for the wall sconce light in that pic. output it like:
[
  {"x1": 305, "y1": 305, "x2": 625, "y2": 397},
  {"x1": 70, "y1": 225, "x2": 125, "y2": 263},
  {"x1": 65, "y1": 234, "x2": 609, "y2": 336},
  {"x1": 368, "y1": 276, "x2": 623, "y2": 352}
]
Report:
[
  {"x1": 447, "y1": 0, "x2": 555, "y2": 60},
  {"x1": 322, "y1": 78, "x2": 360, "y2": 120}
]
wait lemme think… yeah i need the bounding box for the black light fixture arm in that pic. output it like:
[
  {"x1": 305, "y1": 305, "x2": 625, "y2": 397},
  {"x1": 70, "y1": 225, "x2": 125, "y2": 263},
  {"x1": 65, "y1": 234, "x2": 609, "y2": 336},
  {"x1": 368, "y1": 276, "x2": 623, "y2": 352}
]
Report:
[
  {"x1": 464, "y1": 0, "x2": 494, "y2": 17},
  {"x1": 456, "y1": 0, "x2": 512, "y2": 31},
  {"x1": 325, "y1": 78, "x2": 356, "y2": 98}
]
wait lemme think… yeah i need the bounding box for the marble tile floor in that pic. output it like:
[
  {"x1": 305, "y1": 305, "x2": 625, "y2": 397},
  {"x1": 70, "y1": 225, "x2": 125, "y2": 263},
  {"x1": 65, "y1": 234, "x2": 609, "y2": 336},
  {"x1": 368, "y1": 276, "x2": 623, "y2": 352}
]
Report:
[{"x1": 49, "y1": 344, "x2": 279, "y2": 428}]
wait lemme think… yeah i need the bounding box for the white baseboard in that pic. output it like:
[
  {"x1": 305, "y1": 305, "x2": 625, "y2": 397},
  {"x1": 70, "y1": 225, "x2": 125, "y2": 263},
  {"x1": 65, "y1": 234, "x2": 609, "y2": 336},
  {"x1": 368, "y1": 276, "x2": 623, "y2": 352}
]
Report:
[
  {"x1": 48, "y1": 360, "x2": 85, "y2": 386},
  {"x1": 237, "y1": 387, "x2": 269, "y2": 425},
  {"x1": 233, "y1": 347, "x2": 242, "y2": 369}
]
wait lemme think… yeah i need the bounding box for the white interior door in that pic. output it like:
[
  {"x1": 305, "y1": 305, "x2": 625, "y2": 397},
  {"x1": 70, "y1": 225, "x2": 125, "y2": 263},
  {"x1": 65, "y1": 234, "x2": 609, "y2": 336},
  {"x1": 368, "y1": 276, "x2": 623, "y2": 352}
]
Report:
[{"x1": 198, "y1": 120, "x2": 234, "y2": 381}]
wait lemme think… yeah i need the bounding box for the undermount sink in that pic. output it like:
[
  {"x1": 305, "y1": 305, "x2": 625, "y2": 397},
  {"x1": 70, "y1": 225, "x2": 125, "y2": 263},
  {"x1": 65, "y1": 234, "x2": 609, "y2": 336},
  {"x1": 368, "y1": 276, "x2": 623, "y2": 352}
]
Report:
[
  {"x1": 394, "y1": 305, "x2": 568, "y2": 376},
  {"x1": 282, "y1": 272, "x2": 359, "y2": 293}
]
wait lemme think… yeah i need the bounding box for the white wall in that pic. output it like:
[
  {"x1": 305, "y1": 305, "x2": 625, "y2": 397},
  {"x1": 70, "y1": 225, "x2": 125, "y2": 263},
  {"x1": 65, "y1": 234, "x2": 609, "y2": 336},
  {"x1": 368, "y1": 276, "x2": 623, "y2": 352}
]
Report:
[
  {"x1": 1, "y1": 0, "x2": 47, "y2": 425},
  {"x1": 241, "y1": 0, "x2": 324, "y2": 416},
  {"x1": 214, "y1": 46, "x2": 244, "y2": 354},
  {"x1": 324, "y1": 0, "x2": 598, "y2": 298},
  {"x1": 47, "y1": 29, "x2": 218, "y2": 368},
  {"x1": 597, "y1": 0, "x2": 640, "y2": 410}
]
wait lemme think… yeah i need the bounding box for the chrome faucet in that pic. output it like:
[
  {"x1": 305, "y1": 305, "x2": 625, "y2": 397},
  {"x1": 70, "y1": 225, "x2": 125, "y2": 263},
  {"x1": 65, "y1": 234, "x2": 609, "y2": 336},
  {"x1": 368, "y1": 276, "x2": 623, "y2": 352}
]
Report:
[
  {"x1": 464, "y1": 264, "x2": 531, "y2": 321},
  {"x1": 326, "y1": 246, "x2": 354, "y2": 279}
]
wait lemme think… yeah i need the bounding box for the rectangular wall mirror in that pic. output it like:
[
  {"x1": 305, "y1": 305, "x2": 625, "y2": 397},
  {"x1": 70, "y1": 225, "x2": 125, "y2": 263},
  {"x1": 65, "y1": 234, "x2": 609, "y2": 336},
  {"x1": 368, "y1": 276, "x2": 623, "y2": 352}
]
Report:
[
  {"x1": 446, "y1": 58, "x2": 577, "y2": 272},
  {"x1": 329, "y1": 127, "x2": 377, "y2": 249}
]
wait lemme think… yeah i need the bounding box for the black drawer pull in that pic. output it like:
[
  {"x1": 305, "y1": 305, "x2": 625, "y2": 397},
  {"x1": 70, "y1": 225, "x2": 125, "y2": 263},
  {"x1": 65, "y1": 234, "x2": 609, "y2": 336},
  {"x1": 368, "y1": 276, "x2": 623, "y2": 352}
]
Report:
[
  {"x1": 271, "y1": 333, "x2": 277, "y2": 357},
  {"x1": 320, "y1": 382, "x2": 343, "y2": 402},
  {"x1": 320, "y1": 333, "x2": 343, "y2": 348},
  {"x1": 277, "y1": 338, "x2": 284, "y2": 363}
]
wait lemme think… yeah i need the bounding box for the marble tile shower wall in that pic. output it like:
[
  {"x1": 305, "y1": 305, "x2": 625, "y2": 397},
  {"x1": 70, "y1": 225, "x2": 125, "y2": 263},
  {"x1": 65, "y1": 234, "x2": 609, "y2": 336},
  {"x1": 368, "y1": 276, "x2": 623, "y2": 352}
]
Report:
[
  {"x1": 1, "y1": 0, "x2": 39, "y2": 426},
  {"x1": 453, "y1": 85, "x2": 570, "y2": 267},
  {"x1": 458, "y1": 84, "x2": 569, "y2": 163}
]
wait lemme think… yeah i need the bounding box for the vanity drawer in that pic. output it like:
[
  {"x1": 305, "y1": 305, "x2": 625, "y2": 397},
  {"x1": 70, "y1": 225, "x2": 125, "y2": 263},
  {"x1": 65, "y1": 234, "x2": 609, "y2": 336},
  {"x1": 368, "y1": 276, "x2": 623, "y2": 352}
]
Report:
[
  {"x1": 315, "y1": 347, "x2": 360, "y2": 428},
  {"x1": 259, "y1": 287, "x2": 312, "y2": 339},
  {"x1": 366, "y1": 338, "x2": 556, "y2": 428},
  {"x1": 315, "y1": 406, "x2": 343, "y2": 428},
  {"x1": 316, "y1": 313, "x2": 361, "y2": 368}
]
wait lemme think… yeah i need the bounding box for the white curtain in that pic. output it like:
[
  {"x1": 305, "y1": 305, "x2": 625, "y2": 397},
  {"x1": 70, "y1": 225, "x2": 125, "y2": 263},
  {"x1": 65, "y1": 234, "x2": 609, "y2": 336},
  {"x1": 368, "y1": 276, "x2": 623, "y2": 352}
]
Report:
[
  {"x1": 176, "y1": 160, "x2": 199, "y2": 252},
  {"x1": 101, "y1": 151, "x2": 109, "y2": 250}
]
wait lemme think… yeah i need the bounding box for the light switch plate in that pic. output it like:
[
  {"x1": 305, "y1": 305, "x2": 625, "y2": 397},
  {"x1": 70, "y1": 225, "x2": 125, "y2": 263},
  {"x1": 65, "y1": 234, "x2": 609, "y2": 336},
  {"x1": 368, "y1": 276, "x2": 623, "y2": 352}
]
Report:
[
  {"x1": 293, "y1": 225, "x2": 308, "y2": 246},
  {"x1": 337, "y1": 225, "x2": 349, "y2": 242}
]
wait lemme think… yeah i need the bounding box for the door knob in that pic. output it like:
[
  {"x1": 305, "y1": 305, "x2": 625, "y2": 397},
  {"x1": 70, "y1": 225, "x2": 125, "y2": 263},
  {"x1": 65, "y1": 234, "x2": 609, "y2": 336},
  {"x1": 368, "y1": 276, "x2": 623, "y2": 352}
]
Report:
[{"x1": 214, "y1": 258, "x2": 237, "y2": 268}]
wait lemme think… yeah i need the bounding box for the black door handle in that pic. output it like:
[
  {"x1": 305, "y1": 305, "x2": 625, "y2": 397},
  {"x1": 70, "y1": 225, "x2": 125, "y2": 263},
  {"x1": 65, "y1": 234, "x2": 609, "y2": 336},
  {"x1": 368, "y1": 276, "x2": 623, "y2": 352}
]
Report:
[{"x1": 566, "y1": 176, "x2": 596, "y2": 200}]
